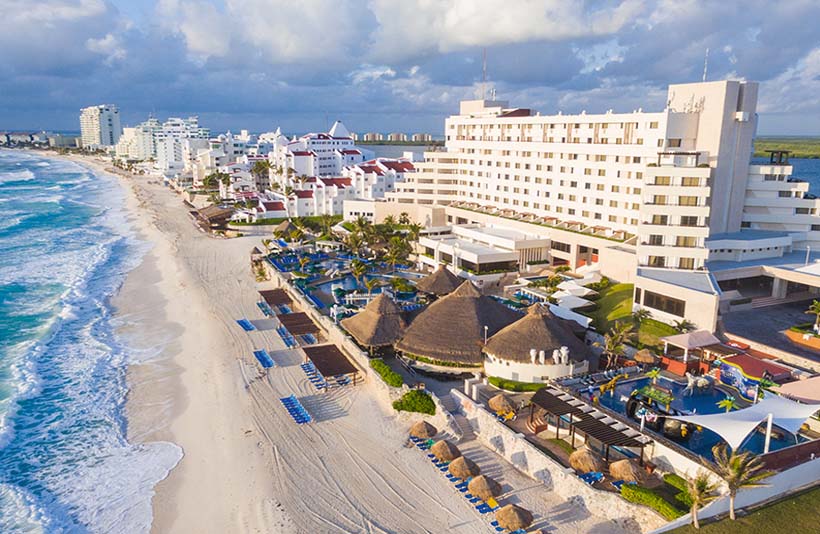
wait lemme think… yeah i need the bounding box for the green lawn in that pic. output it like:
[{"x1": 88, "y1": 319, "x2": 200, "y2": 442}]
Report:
[
  {"x1": 669, "y1": 485, "x2": 820, "y2": 533},
  {"x1": 587, "y1": 283, "x2": 678, "y2": 351}
]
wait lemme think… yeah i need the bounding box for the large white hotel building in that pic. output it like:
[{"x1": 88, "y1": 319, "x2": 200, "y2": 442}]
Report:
[{"x1": 356, "y1": 80, "x2": 820, "y2": 331}]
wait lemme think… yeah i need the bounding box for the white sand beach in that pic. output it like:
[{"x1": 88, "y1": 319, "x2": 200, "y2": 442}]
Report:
[{"x1": 64, "y1": 154, "x2": 629, "y2": 534}]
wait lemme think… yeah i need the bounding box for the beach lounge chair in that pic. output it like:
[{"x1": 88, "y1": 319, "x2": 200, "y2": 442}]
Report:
[{"x1": 485, "y1": 497, "x2": 500, "y2": 511}]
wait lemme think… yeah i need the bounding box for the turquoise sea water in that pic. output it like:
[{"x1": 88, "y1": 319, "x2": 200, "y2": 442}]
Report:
[{"x1": 0, "y1": 150, "x2": 181, "y2": 533}]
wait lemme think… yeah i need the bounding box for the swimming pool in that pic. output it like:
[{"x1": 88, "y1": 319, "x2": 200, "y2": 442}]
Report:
[
  {"x1": 309, "y1": 272, "x2": 421, "y2": 300},
  {"x1": 585, "y1": 375, "x2": 803, "y2": 458}
]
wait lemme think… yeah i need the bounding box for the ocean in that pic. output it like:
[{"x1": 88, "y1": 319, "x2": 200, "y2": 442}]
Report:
[{"x1": 0, "y1": 150, "x2": 181, "y2": 533}]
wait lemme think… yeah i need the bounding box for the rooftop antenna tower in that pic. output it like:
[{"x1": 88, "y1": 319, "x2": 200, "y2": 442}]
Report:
[
  {"x1": 702, "y1": 47, "x2": 709, "y2": 82},
  {"x1": 482, "y1": 47, "x2": 487, "y2": 100}
]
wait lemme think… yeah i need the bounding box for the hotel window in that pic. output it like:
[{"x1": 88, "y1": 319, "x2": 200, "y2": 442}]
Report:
[
  {"x1": 679, "y1": 196, "x2": 699, "y2": 206},
  {"x1": 651, "y1": 214, "x2": 669, "y2": 225},
  {"x1": 676, "y1": 236, "x2": 697, "y2": 247},
  {"x1": 649, "y1": 121, "x2": 659, "y2": 129},
  {"x1": 682, "y1": 177, "x2": 701, "y2": 187},
  {"x1": 652, "y1": 195, "x2": 667, "y2": 205},
  {"x1": 634, "y1": 288, "x2": 642, "y2": 304},
  {"x1": 596, "y1": 184, "x2": 604, "y2": 191},
  {"x1": 797, "y1": 208, "x2": 813, "y2": 214},
  {"x1": 611, "y1": 185, "x2": 620, "y2": 193},
  {"x1": 643, "y1": 290, "x2": 686, "y2": 317},
  {"x1": 552, "y1": 241, "x2": 571, "y2": 253},
  {"x1": 679, "y1": 257, "x2": 696, "y2": 270},
  {"x1": 647, "y1": 256, "x2": 666, "y2": 267},
  {"x1": 653, "y1": 176, "x2": 671, "y2": 186},
  {"x1": 778, "y1": 191, "x2": 792, "y2": 198},
  {"x1": 680, "y1": 215, "x2": 699, "y2": 227},
  {"x1": 648, "y1": 235, "x2": 664, "y2": 246},
  {"x1": 667, "y1": 139, "x2": 682, "y2": 148}
]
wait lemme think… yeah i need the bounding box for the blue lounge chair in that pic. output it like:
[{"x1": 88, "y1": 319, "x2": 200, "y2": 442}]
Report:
[{"x1": 236, "y1": 319, "x2": 255, "y2": 331}]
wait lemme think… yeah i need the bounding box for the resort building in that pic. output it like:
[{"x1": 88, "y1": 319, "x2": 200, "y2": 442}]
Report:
[
  {"x1": 387, "y1": 132, "x2": 408, "y2": 142},
  {"x1": 483, "y1": 304, "x2": 593, "y2": 383},
  {"x1": 191, "y1": 131, "x2": 249, "y2": 187},
  {"x1": 363, "y1": 132, "x2": 384, "y2": 142},
  {"x1": 341, "y1": 158, "x2": 416, "y2": 201},
  {"x1": 79, "y1": 104, "x2": 122, "y2": 149},
  {"x1": 373, "y1": 80, "x2": 820, "y2": 332},
  {"x1": 115, "y1": 117, "x2": 161, "y2": 160},
  {"x1": 154, "y1": 116, "x2": 210, "y2": 175},
  {"x1": 412, "y1": 133, "x2": 434, "y2": 142}
]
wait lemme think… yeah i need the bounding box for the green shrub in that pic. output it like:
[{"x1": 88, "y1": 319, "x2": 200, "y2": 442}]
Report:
[
  {"x1": 554, "y1": 265, "x2": 572, "y2": 273},
  {"x1": 392, "y1": 390, "x2": 436, "y2": 415},
  {"x1": 548, "y1": 438, "x2": 575, "y2": 455},
  {"x1": 663, "y1": 473, "x2": 694, "y2": 508},
  {"x1": 488, "y1": 376, "x2": 546, "y2": 392},
  {"x1": 370, "y1": 358, "x2": 403, "y2": 388},
  {"x1": 621, "y1": 484, "x2": 686, "y2": 520},
  {"x1": 407, "y1": 354, "x2": 481, "y2": 368}
]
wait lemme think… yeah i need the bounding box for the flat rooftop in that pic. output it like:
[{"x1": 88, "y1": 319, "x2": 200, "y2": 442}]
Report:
[
  {"x1": 637, "y1": 267, "x2": 721, "y2": 295},
  {"x1": 706, "y1": 250, "x2": 820, "y2": 273},
  {"x1": 706, "y1": 230, "x2": 791, "y2": 242}
]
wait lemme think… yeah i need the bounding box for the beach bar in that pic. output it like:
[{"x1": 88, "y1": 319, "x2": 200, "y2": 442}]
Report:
[{"x1": 303, "y1": 344, "x2": 360, "y2": 385}]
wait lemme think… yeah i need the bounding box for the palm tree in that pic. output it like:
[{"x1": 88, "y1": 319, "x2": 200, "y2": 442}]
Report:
[
  {"x1": 805, "y1": 300, "x2": 820, "y2": 329},
  {"x1": 646, "y1": 367, "x2": 661, "y2": 384},
  {"x1": 287, "y1": 228, "x2": 303, "y2": 244},
  {"x1": 610, "y1": 320, "x2": 636, "y2": 347},
  {"x1": 319, "y1": 213, "x2": 335, "y2": 237},
  {"x1": 674, "y1": 319, "x2": 696, "y2": 333},
  {"x1": 687, "y1": 471, "x2": 718, "y2": 529},
  {"x1": 716, "y1": 395, "x2": 739, "y2": 413},
  {"x1": 250, "y1": 159, "x2": 272, "y2": 180},
  {"x1": 346, "y1": 232, "x2": 363, "y2": 257},
  {"x1": 711, "y1": 444, "x2": 773, "y2": 520},
  {"x1": 385, "y1": 236, "x2": 410, "y2": 272},
  {"x1": 298, "y1": 256, "x2": 310, "y2": 273},
  {"x1": 350, "y1": 259, "x2": 368, "y2": 289},
  {"x1": 595, "y1": 321, "x2": 635, "y2": 369},
  {"x1": 398, "y1": 212, "x2": 410, "y2": 225},
  {"x1": 284, "y1": 185, "x2": 295, "y2": 198},
  {"x1": 407, "y1": 222, "x2": 422, "y2": 242},
  {"x1": 383, "y1": 214, "x2": 397, "y2": 228},
  {"x1": 632, "y1": 309, "x2": 652, "y2": 324},
  {"x1": 364, "y1": 277, "x2": 381, "y2": 296}
]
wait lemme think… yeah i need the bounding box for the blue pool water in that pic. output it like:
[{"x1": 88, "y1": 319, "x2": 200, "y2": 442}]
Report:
[
  {"x1": 591, "y1": 376, "x2": 801, "y2": 458},
  {"x1": 310, "y1": 271, "x2": 423, "y2": 299},
  {"x1": 0, "y1": 150, "x2": 181, "y2": 533}
]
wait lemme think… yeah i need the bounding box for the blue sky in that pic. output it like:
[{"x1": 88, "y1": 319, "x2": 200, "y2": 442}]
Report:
[{"x1": 2, "y1": 0, "x2": 820, "y2": 135}]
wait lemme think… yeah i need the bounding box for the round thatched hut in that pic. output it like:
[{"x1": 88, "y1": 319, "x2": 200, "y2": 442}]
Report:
[
  {"x1": 430, "y1": 440, "x2": 461, "y2": 462},
  {"x1": 569, "y1": 447, "x2": 604, "y2": 473},
  {"x1": 609, "y1": 458, "x2": 647, "y2": 483},
  {"x1": 467, "y1": 475, "x2": 502, "y2": 501},
  {"x1": 415, "y1": 265, "x2": 462, "y2": 296},
  {"x1": 340, "y1": 293, "x2": 406, "y2": 349},
  {"x1": 488, "y1": 394, "x2": 515, "y2": 413},
  {"x1": 409, "y1": 420, "x2": 437, "y2": 440},
  {"x1": 495, "y1": 504, "x2": 534, "y2": 531},
  {"x1": 395, "y1": 281, "x2": 520, "y2": 368},
  {"x1": 448, "y1": 456, "x2": 481, "y2": 479},
  {"x1": 483, "y1": 304, "x2": 593, "y2": 384}
]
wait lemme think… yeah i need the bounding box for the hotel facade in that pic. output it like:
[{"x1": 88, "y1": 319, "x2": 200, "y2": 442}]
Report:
[{"x1": 360, "y1": 80, "x2": 820, "y2": 331}]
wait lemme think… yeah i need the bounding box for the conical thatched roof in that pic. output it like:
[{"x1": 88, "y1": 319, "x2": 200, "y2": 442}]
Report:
[
  {"x1": 468, "y1": 475, "x2": 502, "y2": 501},
  {"x1": 274, "y1": 219, "x2": 299, "y2": 235},
  {"x1": 488, "y1": 394, "x2": 515, "y2": 413},
  {"x1": 484, "y1": 304, "x2": 591, "y2": 363},
  {"x1": 409, "y1": 420, "x2": 437, "y2": 439},
  {"x1": 634, "y1": 348, "x2": 658, "y2": 364},
  {"x1": 495, "y1": 504, "x2": 533, "y2": 531},
  {"x1": 415, "y1": 265, "x2": 463, "y2": 296},
  {"x1": 396, "y1": 281, "x2": 521, "y2": 365},
  {"x1": 448, "y1": 456, "x2": 480, "y2": 479},
  {"x1": 430, "y1": 440, "x2": 461, "y2": 462},
  {"x1": 569, "y1": 447, "x2": 604, "y2": 473},
  {"x1": 340, "y1": 293, "x2": 406, "y2": 347},
  {"x1": 609, "y1": 458, "x2": 647, "y2": 483}
]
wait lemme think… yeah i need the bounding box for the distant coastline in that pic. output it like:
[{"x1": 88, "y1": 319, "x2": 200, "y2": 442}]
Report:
[
  {"x1": 356, "y1": 140, "x2": 444, "y2": 146},
  {"x1": 754, "y1": 137, "x2": 820, "y2": 159}
]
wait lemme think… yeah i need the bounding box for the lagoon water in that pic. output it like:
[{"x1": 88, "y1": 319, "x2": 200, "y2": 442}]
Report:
[{"x1": 0, "y1": 150, "x2": 180, "y2": 533}]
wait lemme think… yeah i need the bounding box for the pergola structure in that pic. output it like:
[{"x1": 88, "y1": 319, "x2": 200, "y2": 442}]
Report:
[{"x1": 529, "y1": 388, "x2": 649, "y2": 463}]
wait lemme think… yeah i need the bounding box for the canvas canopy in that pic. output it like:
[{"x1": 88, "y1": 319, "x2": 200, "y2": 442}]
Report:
[
  {"x1": 556, "y1": 280, "x2": 597, "y2": 297},
  {"x1": 669, "y1": 394, "x2": 819, "y2": 450},
  {"x1": 778, "y1": 376, "x2": 820, "y2": 404},
  {"x1": 661, "y1": 330, "x2": 721, "y2": 350}
]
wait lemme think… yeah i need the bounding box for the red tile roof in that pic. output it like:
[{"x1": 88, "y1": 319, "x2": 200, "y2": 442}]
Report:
[
  {"x1": 291, "y1": 150, "x2": 314, "y2": 156},
  {"x1": 294, "y1": 190, "x2": 314, "y2": 199},
  {"x1": 261, "y1": 201, "x2": 285, "y2": 211},
  {"x1": 358, "y1": 164, "x2": 384, "y2": 175},
  {"x1": 320, "y1": 177, "x2": 352, "y2": 188},
  {"x1": 381, "y1": 160, "x2": 415, "y2": 172},
  {"x1": 340, "y1": 149, "x2": 361, "y2": 155}
]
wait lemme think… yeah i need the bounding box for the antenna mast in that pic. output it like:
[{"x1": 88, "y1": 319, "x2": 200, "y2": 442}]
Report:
[
  {"x1": 702, "y1": 48, "x2": 709, "y2": 82},
  {"x1": 482, "y1": 48, "x2": 487, "y2": 100}
]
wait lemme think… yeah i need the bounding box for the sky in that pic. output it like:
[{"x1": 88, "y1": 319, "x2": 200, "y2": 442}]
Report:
[{"x1": 2, "y1": 0, "x2": 820, "y2": 135}]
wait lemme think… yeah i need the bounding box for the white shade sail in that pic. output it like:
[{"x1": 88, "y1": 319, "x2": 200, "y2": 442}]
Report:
[{"x1": 670, "y1": 395, "x2": 819, "y2": 450}]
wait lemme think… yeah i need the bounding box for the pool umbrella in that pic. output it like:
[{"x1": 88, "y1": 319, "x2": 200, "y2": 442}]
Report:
[
  {"x1": 488, "y1": 394, "x2": 515, "y2": 413},
  {"x1": 634, "y1": 349, "x2": 658, "y2": 364},
  {"x1": 569, "y1": 447, "x2": 604, "y2": 473},
  {"x1": 467, "y1": 475, "x2": 502, "y2": 501},
  {"x1": 409, "y1": 420, "x2": 438, "y2": 439},
  {"x1": 495, "y1": 504, "x2": 534, "y2": 531},
  {"x1": 448, "y1": 456, "x2": 481, "y2": 479},
  {"x1": 609, "y1": 458, "x2": 647, "y2": 483},
  {"x1": 431, "y1": 440, "x2": 461, "y2": 462}
]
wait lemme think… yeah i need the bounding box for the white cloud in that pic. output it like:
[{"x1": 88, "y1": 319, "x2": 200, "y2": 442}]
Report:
[
  {"x1": 86, "y1": 33, "x2": 126, "y2": 65},
  {"x1": 350, "y1": 64, "x2": 396, "y2": 84}
]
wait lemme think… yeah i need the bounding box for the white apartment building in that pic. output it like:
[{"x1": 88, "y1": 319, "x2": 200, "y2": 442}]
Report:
[
  {"x1": 387, "y1": 132, "x2": 407, "y2": 142},
  {"x1": 412, "y1": 133, "x2": 433, "y2": 142},
  {"x1": 378, "y1": 80, "x2": 820, "y2": 332},
  {"x1": 79, "y1": 104, "x2": 122, "y2": 149},
  {"x1": 341, "y1": 158, "x2": 415, "y2": 201},
  {"x1": 154, "y1": 117, "x2": 210, "y2": 175},
  {"x1": 115, "y1": 117, "x2": 161, "y2": 160},
  {"x1": 269, "y1": 121, "x2": 371, "y2": 180},
  {"x1": 191, "y1": 131, "x2": 248, "y2": 187}
]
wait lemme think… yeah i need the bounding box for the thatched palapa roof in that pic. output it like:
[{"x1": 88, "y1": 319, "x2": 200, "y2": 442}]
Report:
[
  {"x1": 495, "y1": 504, "x2": 534, "y2": 531},
  {"x1": 467, "y1": 475, "x2": 502, "y2": 501},
  {"x1": 430, "y1": 440, "x2": 461, "y2": 462},
  {"x1": 340, "y1": 294, "x2": 406, "y2": 347},
  {"x1": 484, "y1": 304, "x2": 591, "y2": 363},
  {"x1": 395, "y1": 281, "x2": 521, "y2": 366},
  {"x1": 569, "y1": 447, "x2": 604, "y2": 474},
  {"x1": 609, "y1": 458, "x2": 647, "y2": 483},
  {"x1": 448, "y1": 456, "x2": 480, "y2": 479},
  {"x1": 409, "y1": 420, "x2": 437, "y2": 439},
  {"x1": 415, "y1": 265, "x2": 463, "y2": 296},
  {"x1": 274, "y1": 219, "x2": 299, "y2": 236},
  {"x1": 488, "y1": 394, "x2": 515, "y2": 413},
  {"x1": 634, "y1": 349, "x2": 658, "y2": 364}
]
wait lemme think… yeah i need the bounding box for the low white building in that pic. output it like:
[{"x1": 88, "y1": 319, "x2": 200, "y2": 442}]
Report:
[
  {"x1": 115, "y1": 117, "x2": 161, "y2": 160},
  {"x1": 483, "y1": 304, "x2": 593, "y2": 384},
  {"x1": 154, "y1": 116, "x2": 210, "y2": 176},
  {"x1": 342, "y1": 158, "x2": 415, "y2": 200}
]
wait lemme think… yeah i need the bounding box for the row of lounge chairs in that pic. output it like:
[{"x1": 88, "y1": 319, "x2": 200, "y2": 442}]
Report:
[
  {"x1": 256, "y1": 301, "x2": 274, "y2": 317},
  {"x1": 253, "y1": 349, "x2": 276, "y2": 369},
  {"x1": 578, "y1": 471, "x2": 604, "y2": 485},
  {"x1": 301, "y1": 362, "x2": 328, "y2": 390},
  {"x1": 280, "y1": 395, "x2": 311, "y2": 424},
  {"x1": 300, "y1": 333, "x2": 317, "y2": 345},
  {"x1": 236, "y1": 319, "x2": 255, "y2": 331},
  {"x1": 578, "y1": 366, "x2": 638, "y2": 386},
  {"x1": 277, "y1": 326, "x2": 298, "y2": 348}
]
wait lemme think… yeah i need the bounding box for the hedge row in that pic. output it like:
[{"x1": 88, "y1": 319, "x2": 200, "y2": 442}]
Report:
[
  {"x1": 488, "y1": 376, "x2": 546, "y2": 392},
  {"x1": 663, "y1": 473, "x2": 695, "y2": 508},
  {"x1": 392, "y1": 390, "x2": 436, "y2": 415},
  {"x1": 370, "y1": 358, "x2": 403, "y2": 388},
  {"x1": 621, "y1": 484, "x2": 686, "y2": 520}
]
